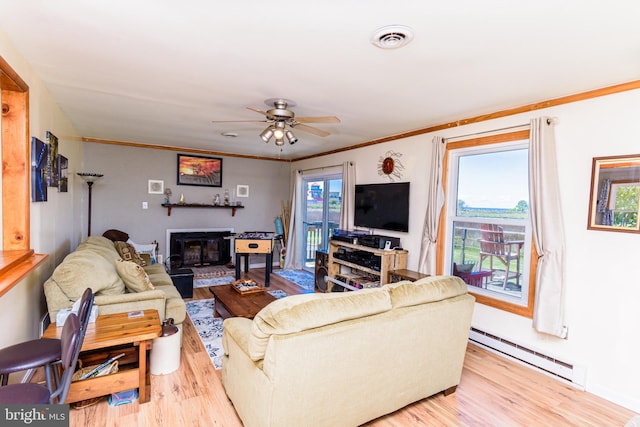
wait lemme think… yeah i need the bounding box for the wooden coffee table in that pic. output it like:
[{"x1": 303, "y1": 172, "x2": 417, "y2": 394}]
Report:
[
  {"x1": 43, "y1": 309, "x2": 161, "y2": 404},
  {"x1": 209, "y1": 284, "x2": 275, "y2": 319}
]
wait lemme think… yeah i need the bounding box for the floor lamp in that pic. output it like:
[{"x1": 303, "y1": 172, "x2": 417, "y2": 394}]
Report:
[{"x1": 77, "y1": 172, "x2": 104, "y2": 236}]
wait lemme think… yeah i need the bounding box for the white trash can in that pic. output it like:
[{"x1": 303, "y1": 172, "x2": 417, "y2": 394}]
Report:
[{"x1": 150, "y1": 319, "x2": 181, "y2": 375}]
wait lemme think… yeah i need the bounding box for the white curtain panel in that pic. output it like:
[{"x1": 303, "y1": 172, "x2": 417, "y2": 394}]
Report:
[
  {"x1": 284, "y1": 170, "x2": 303, "y2": 270},
  {"x1": 340, "y1": 161, "x2": 355, "y2": 230},
  {"x1": 418, "y1": 136, "x2": 445, "y2": 274},
  {"x1": 529, "y1": 117, "x2": 568, "y2": 338}
]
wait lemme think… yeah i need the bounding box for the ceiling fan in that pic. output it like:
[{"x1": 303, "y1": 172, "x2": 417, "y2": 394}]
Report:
[{"x1": 212, "y1": 98, "x2": 340, "y2": 146}]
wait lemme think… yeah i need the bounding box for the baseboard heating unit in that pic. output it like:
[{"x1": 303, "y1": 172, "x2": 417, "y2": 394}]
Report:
[{"x1": 468, "y1": 327, "x2": 586, "y2": 388}]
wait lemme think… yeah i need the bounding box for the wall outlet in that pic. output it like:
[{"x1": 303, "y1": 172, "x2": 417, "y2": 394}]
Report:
[{"x1": 142, "y1": 201, "x2": 148, "y2": 209}]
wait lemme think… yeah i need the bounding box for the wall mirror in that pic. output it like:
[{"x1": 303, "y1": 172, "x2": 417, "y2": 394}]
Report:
[{"x1": 588, "y1": 154, "x2": 640, "y2": 233}]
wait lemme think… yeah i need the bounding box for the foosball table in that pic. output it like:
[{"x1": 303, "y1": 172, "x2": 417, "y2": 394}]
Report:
[{"x1": 234, "y1": 232, "x2": 275, "y2": 287}]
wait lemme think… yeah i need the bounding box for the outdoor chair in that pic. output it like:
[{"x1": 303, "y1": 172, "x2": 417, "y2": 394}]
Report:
[{"x1": 478, "y1": 224, "x2": 524, "y2": 289}]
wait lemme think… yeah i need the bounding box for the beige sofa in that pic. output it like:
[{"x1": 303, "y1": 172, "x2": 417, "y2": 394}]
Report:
[
  {"x1": 222, "y1": 275, "x2": 475, "y2": 427},
  {"x1": 44, "y1": 236, "x2": 186, "y2": 329}
]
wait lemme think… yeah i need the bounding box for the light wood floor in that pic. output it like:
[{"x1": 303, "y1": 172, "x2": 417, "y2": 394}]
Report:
[{"x1": 69, "y1": 268, "x2": 637, "y2": 426}]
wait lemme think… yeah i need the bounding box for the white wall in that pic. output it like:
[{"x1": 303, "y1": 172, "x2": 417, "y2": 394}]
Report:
[
  {"x1": 0, "y1": 29, "x2": 83, "y2": 355},
  {"x1": 292, "y1": 89, "x2": 640, "y2": 412},
  {"x1": 82, "y1": 143, "x2": 291, "y2": 259}
]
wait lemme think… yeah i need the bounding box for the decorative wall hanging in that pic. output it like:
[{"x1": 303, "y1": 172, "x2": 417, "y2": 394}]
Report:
[
  {"x1": 237, "y1": 185, "x2": 249, "y2": 197},
  {"x1": 148, "y1": 179, "x2": 164, "y2": 194},
  {"x1": 177, "y1": 154, "x2": 222, "y2": 187},
  {"x1": 377, "y1": 150, "x2": 405, "y2": 181},
  {"x1": 47, "y1": 131, "x2": 59, "y2": 187},
  {"x1": 31, "y1": 137, "x2": 48, "y2": 202}
]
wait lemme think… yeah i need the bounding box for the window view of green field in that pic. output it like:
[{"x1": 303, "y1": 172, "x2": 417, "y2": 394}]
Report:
[{"x1": 450, "y1": 148, "x2": 529, "y2": 297}]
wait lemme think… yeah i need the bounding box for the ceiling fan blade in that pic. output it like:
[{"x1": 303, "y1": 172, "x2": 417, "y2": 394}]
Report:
[
  {"x1": 247, "y1": 107, "x2": 269, "y2": 116},
  {"x1": 211, "y1": 119, "x2": 268, "y2": 123},
  {"x1": 293, "y1": 123, "x2": 330, "y2": 137},
  {"x1": 295, "y1": 116, "x2": 341, "y2": 124}
]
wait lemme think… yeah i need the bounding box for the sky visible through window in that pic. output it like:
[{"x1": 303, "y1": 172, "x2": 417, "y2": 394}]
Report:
[{"x1": 457, "y1": 148, "x2": 528, "y2": 209}]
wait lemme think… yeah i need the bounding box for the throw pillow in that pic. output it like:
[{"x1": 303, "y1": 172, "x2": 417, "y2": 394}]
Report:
[
  {"x1": 113, "y1": 241, "x2": 147, "y2": 267},
  {"x1": 115, "y1": 259, "x2": 155, "y2": 293},
  {"x1": 103, "y1": 229, "x2": 129, "y2": 242}
]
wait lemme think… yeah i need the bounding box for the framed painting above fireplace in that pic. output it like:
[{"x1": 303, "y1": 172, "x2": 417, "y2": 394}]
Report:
[{"x1": 177, "y1": 154, "x2": 222, "y2": 187}]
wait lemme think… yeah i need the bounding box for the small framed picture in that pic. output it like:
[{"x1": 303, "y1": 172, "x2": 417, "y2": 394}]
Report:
[
  {"x1": 237, "y1": 184, "x2": 249, "y2": 198},
  {"x1": 148, "y1": 180, "x2": 164, "y2": 194},
  {"x1": 58, "y1": 155, "x2": 69, "y2": 192}
]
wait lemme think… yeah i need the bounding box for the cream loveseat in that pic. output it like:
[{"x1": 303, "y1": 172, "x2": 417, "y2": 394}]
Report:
[
  {"x1": 222, "y1": 275, "x2": 475, "y2": 427},
  {"x1": 44, "y1": 236, "x2": 186, "y2": 330}
]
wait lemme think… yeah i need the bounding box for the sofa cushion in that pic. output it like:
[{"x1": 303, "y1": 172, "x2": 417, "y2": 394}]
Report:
[
  {"x1": 114, "y1": 241, "x2": 147, "y2": 266},
  {"x1": 248, "y1": 288, "x2": 392, "y2": 361},
  {"x1": 115, "y1": 259, "x2": 155, "y2": 292},
  {"x1": 75, "y1": 236, "x2": 122, "y2": 264},
  {"x1": 50, "y1": 250, "x2": 125, "y2": 300},
  {"x1": 385, "y1": 275, "x2": 468, "y2": 309}
]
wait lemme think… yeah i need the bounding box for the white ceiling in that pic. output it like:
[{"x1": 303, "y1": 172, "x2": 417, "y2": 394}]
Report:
[{"x1": 1, "y1": 1, "x2": 639, "y2": 161}]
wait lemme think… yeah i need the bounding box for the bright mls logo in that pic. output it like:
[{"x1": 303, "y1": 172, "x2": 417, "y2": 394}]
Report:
[{"x1": 2, "y1": 405, "x2": 68, "y2": 426}]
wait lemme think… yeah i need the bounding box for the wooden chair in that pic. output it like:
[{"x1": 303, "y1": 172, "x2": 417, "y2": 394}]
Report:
[{"x1": 478, "y1": 224, "x2": 524, "y2": 289}]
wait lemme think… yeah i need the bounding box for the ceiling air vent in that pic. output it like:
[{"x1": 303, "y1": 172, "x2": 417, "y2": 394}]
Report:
[{"x1": 370, "y1": 25, "x2": 414, "y2": 49}]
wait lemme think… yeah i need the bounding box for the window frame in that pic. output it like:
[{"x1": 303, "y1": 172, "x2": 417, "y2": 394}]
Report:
[
  {"x1": 437, "y1": 130, "x2": 538, "y2": 318},
  {"x1": 0, "y1": 55, "x2": 48, "y2": 298}
]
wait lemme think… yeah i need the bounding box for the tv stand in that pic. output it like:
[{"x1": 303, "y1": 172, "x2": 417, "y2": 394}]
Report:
[{"x1": 327, "y1": 240, "x2": 407, "y2": 291}]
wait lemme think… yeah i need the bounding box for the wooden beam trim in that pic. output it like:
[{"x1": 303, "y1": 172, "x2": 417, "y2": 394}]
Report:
[
  {"x1": 0, "y1": 253, "x2": 48, "y2": 298},
  {"x1": 2, "y1": 89, "x2": 30, "y2": 251},
  {"x1": 0, "y1": 55, "x2": 29, "y2": 92},
  {"x1": 81, "y1": 137, "x2": 291, "y2": 163},
  {"x1": 293, "y1": 80, "x2": 640, "y2": 161}
]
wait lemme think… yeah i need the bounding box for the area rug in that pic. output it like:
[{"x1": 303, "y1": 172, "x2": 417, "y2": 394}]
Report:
[
  {"x1": 274, "y1": 269, "x2": 315, "y2": 291},
  {"x1": 186, "y1": 292, "x2": 287, "y2": 370},
  {"x1": 191, "y1": 265, "x2": 235, "y2": 280},
  {"x1": 192, "y1": 265, "x2": 236, "y2": 288},
  {"x1": 194, "y1": 276, "x2": 235, "y2": 288}
]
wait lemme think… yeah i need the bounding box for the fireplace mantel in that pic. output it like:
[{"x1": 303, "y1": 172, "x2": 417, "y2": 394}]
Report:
[{"x1": 161, "y1": 203, "x2": 243, "y2": 216}]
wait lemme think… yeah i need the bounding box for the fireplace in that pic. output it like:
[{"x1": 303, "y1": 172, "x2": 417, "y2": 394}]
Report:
[{"x1": 167, "y1": 229, "x2": 233, "y2": 268}]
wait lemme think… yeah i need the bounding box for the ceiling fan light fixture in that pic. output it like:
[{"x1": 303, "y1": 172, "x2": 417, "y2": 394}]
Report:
[
  {"x1": 285, "y1": 129, "x2": 298, "y2": 144},
  {"x1": 274, "y1": 136, "x2": 285, "y2": 146},
  {"x1": 260, "y1": 127, "x2": 274, "y2": 142},
  {"x1": 273, "y1": 121, "x2": 286, "y2": 140}
]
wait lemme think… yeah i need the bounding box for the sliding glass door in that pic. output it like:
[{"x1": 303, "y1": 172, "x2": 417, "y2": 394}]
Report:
[{"x1": 301, "y1": 175, "x2": 342, "y2": 271}]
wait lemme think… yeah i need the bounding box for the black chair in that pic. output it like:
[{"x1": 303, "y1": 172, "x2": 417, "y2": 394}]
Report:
[
  {"x1": 0, "y1": 288, "x2": 94, "y2": 393},
  {"x1": 0, "y1": 313, "x2": 83, "y2": 404}
]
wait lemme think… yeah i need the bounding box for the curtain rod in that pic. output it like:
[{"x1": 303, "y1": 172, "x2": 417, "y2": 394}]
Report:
[
  {"x1": 298, "y1": 162, "x2": 352, "y2": 174},
  {"x1": 443, "y1": 123, "x2": 530, "y2": 142},
  {"x1": 443, "y1": 117, "x2": 556, "y2": 143}
]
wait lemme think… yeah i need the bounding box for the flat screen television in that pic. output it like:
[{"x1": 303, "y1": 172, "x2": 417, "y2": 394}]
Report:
[{"x1": 354, "y1": 182, "x2": 410, "y2": 232}]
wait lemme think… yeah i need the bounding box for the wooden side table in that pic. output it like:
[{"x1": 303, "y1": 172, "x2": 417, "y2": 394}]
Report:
[
  {"x1": 43, "y1": 309, "x2": 161, "y2": 404},
  {"x1": 388, "y1": 269, "x2": 430, "y2": 283}
]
